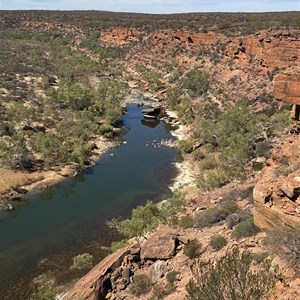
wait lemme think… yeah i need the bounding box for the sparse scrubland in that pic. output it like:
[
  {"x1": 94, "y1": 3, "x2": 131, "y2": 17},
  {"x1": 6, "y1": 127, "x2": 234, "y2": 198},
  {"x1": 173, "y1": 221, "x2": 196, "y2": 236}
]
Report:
[{"x1": 1, "y1": 9, "x2": 300, "y2": 300}]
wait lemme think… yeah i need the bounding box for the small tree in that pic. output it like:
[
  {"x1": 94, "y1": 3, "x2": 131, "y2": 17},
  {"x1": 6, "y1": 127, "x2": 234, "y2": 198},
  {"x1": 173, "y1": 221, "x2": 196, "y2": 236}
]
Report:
[
  {"x1": 186, "y1": 248, "x2": 278, "y2": 300},
  {"x1": 31, "y1": 273, "x2": 56, "y2": 300},
  {"x1": 70, "y1": 253, "x2": 93, "y2": 271}
]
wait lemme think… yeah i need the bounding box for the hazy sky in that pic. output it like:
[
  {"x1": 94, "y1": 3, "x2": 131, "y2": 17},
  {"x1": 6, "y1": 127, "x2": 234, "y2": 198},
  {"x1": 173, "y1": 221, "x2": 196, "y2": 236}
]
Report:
[{"x1": 1, "y1": 0, "x2": 299, "y2": 13}]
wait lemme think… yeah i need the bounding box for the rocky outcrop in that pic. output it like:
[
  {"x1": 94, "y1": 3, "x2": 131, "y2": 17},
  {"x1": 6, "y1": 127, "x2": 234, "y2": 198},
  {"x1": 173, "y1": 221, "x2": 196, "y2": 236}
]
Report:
[
  {"x1": 100, "y1": 28, "x2": 143, "y2": 46},
  {"x1": 63, "y1": 247, "x2": 130, "y2": 300},
  {"x1": 64, "y1": 227, "x2": 183, "y2": 300},
  {"x1": 141, "y1": 228, "x2": 179, "y2": 260},
  {"x1": 253, "y1": 135, "x2": 300, "y2": 230},
  {"x1": 22, "y1": 21, "x2": 82, "y2": 35},
  {"x1": 274, "y1": 67, "x2": 300, "y2": 105}
]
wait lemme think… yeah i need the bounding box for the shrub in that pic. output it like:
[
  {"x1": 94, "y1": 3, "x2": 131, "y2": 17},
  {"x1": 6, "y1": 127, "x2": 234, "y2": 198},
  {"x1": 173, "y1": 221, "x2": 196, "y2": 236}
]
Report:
[
  {"x1": 186, "y1": 248, "x2": 278, "y2": 300},
  {"x1": 181, "y1": 69, "x2": 210, "y2": 96},
  {"x1": 221, "y1": 201, "x2": 240, "y2": 213},
  {"x1": 194, "y1": 207, "x2": 231, "y2": 228},
  {"x1": 31, "y1": 273, "x2": 56, "y2": 300},
  {"x1": 210, "y1": 234, "x2": 227, "y2": 250},
  {"x1": 198, "y1": 155, "x2": 218, "y2": 170},
  {"x1": 196, "y1": 171, "x2": 228, "y2": 191},
  {"x1": 166, "y1": 271, "x2": 179, "y2": 284},
  {"x1": 70, "y1": 253, "x2": 93, "y2": 271},
  {"x1": 184, "y1": 239, "x2": 202, "y2": 259},
  {"x1": 232, "y1": 218, "x2": 260, "y2": 240},
  {"x1": 266, "y1": 227, "x2": 300, "y2": 271},
  {"x1": 178, "y1": 216, "x2": 194, "y2": 229},
  {"x1": 129, "y1": 274, "x2": 152, "y2": 296},
  {"x1": 110, "y1": 239, "x2": 128, "y2": 252},
  {"x1": 178, "y1": 139, "x2": 194, "y2": 154},
  {"x1": 149, "y1": 271, "x2": 179, "y2": 300},
  {"x1": 256, "y1": 141, "x2": 270, "y2": 158},
  {"x1": 108, "y1": 193, "x2": 185, "y2": 245},
  {"x1": 226, "y1": 211, "x2": 251, "y2": 229}
]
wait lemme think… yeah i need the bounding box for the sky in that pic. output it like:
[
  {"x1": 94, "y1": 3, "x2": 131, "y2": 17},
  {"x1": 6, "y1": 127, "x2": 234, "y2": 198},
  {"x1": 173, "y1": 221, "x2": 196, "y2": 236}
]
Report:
[{"x1": 1, "y1": 0, "x2": 299, "y2": 13}]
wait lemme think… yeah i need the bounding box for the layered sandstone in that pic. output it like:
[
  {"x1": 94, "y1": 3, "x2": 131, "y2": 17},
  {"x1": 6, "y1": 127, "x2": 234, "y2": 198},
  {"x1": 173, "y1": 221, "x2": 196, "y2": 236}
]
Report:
[{"x1": 274, "y1": 67, "x2": 300, "y2": 105}]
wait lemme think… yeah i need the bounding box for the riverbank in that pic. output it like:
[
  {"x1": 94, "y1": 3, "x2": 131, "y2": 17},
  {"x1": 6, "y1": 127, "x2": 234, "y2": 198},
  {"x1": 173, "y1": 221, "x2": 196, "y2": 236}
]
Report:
[
  {"x1": 0, "y1": 94, "x2": 195, "y2": 211},
  {"x1": 0, "y1": 103, "x2": 180, "y2": 300},
  {"x1": 0, "y1": 135, "x2": 118, "y2": 211},
  {"x1": 165, "y1": 109, "x2": 197, "y2": 193}
]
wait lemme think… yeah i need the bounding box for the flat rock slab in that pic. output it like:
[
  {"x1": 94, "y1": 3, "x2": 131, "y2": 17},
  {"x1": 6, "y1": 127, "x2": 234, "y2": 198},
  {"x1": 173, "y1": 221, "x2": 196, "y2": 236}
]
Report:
[{"x1": 141, "y1": 228, "x2": 178, "y2": 260}]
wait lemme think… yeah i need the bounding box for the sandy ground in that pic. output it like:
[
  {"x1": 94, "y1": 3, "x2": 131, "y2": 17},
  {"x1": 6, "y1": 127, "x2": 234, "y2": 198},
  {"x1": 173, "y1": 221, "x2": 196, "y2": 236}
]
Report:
[
  {"x1": 0, "y1": 168, "x2": 43, "y2": 194},
  {"x1": 166, "y1": 109, "x2": 197, "y2": 192}
]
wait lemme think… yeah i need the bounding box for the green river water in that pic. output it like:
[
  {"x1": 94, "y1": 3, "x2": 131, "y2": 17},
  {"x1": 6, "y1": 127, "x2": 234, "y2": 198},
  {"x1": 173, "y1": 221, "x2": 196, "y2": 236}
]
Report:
[{"x1": 0, "y1": 104, "x2": 179, "y2": 299}]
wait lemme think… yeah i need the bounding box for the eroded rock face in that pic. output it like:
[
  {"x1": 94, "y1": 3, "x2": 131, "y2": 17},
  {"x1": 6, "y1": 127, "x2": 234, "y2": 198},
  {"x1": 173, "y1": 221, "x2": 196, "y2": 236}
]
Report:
[
  {"x1": 274, "y1": 67, "x2": 300, "y2": 105},
  {"x1": 253, "y1": 135, "x2": 300, "y2": 230},
  {"x1": 63, "y1": 247, "x2": 130, "y2": 300},
  {"x1": 100, "y1": 27, "x2": 143, "y2": 46}
]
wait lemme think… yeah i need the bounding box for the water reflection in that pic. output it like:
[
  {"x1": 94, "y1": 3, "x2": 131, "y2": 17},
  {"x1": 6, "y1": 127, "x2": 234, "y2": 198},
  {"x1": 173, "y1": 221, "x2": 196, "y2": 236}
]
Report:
[{"x1": 140, "y1": 118, "x2": 160, "y2": 128}]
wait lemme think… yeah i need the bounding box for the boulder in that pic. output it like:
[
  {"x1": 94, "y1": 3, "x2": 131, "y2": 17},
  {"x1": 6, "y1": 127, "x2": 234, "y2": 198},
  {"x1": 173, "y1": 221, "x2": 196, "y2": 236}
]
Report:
[
  {"x1": 141, "y1": 228, "x2": 178, "y2": 260},
  {"x1": 253, "y1": 183, "x2": 272, "y2": 204},
  {"x1": 148, "y1": 260, "x2": 168, "y2": 283},
  {"x1": 279, "y1": 175, "x2": 300, "y2": 200}
]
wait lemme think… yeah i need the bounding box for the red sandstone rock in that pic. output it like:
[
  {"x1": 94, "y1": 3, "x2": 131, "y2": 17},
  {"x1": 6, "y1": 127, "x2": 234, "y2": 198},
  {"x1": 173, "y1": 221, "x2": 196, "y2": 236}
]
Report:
[
  {"x1": 64, "y1": 247, "x2": 130, "y2": 300},
  {"x1": 141, "y1": 228, "x2": 178, "y2": 260},
  {"x1": 274, "y1": 67, "x2": 300, "y2": 105}
]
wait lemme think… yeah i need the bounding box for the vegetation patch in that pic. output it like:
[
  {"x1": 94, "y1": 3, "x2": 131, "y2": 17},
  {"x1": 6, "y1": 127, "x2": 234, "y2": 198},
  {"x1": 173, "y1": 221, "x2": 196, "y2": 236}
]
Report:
[
  {"x1": 70, "y1": 253, "x2": 94, "y2": 271},
  {"x1": 184, "y1": 239, "x2": 203, "y2": 259},
  {"x1": 266, "y1": 227, "x2": 300, "y2": 271},
  {"x1": 186, "y1": 248, "x2": 278, "y2": 300},
  {"x1": 209, "y1": 234, "x2": 227, "y2": 251},
  {"x1": 129, "y1": 274, "x2": 152, "y2": 297},
  {"x1": 232, "y1": 218, "x2": 260, "y2": 240},
  {"x1": 194, "y1": 207, "x2": 231, "y2": 228}
]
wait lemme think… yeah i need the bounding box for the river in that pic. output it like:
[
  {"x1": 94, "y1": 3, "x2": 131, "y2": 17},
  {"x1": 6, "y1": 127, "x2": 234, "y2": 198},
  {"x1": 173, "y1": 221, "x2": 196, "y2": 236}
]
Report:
[{"x1": 0, "y1": 104, "x2": 179, "y2": 299}]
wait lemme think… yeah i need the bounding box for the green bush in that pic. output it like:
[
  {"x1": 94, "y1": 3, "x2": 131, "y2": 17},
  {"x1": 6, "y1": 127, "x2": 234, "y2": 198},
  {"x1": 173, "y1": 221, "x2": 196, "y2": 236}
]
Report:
[
  {"x1": 232, "y1": 218, "x2": 260, "y2": 240},
  {"x1": 184, "y1": 239, "x2": 202, "y2": 259},
  {"x1": 149, "y1": 271, "x2": 179, "y2": 300},
  {"x1": 255, "y1": 141, "x2": 270, "y2": 158},
  {"x1": 129, "y1": 274, "x2": 152, "y2": 296},
  {"x1": 194, "y1": 207, "x2": 231, "y2": 228},
  {"x1": 70, "y1": 253, "x2": 93, "y2": 271},
  {"x1": 31, "y1": 273, "x2": 56, "y2": 300},
  {"x1": 178, "y1": 216, "x2": 194, "y2": 229},
  {"x1": 209, "y1": 235, "x2": 227, "y2": 250},
  {"x1": 198, "y1": 155, "x2": 218, "y2": 170},
  {"x1": 178, "y1": 139, "x2": 194, "y2": 154},
  {"x1": 110, "y1": 239, "x2": 128, "y2": 252},
  {"x1": 186, "y1": 248, "x2": 278, "y2": 300},
  {"x1": 181, "y1": 69, "x2": 210, "y2": 96},
  {"x1": 196, "y1": 170, "x2": 228, "y2": 191},
  {"x1": 221, "y1": 201, "x2": 240, "y2": 214},
  {"x1": 54, "y1": 79, "x2": 94, "y2": 111},
  {"x1": 108, "y1": 193, "x2": 185, "y2": 245},
  {"x1": 166, "y1": 271, "x2": 179, "y2": 284}
]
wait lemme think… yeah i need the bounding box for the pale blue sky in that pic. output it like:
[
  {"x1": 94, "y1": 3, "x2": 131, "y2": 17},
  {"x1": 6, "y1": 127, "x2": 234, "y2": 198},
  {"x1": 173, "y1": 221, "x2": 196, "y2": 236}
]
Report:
[{"x1": 1, "y1": 0, "x2": 299, "y2": 13}]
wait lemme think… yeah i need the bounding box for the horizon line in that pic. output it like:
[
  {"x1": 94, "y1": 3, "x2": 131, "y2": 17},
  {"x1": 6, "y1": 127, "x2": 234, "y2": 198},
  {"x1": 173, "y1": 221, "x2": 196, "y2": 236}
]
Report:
[{"x1": 0, "y1": 9, "x2": 299, "y2": 14}]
